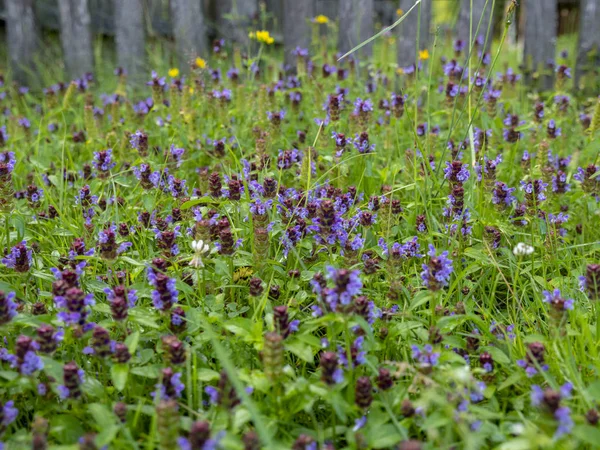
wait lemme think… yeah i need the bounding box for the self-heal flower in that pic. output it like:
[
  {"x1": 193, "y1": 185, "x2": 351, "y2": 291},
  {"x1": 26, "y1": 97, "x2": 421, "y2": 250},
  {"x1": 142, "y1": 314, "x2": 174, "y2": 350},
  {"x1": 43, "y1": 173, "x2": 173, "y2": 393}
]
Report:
[
  {"x1": 421, "y1": 245, "x2": 453, "y2": 291},
  {"x1": 1, "y1": 400, "x2": 18, "y2": 427},
  {"x1": 543, "y1": 289, "x2": 574, "y2": 311},
  {"x1": 411, "y1": 344, "x2": 440, "y2": 367},
  {"x1": 580, "y1": 264, "x2": 600, "y2": 300},
  {"x1": 0, "y1": 291, "x2": 17, "y2": 325},
  {"x1": 2, "y1": 241, "x2": 33, "y2": 272},
  {"x1": 444, "y1": 161, "x2": 470, "y2": 184},
  {"x1": 147, "y1": 266, "x2": 178, "y2": 311}
]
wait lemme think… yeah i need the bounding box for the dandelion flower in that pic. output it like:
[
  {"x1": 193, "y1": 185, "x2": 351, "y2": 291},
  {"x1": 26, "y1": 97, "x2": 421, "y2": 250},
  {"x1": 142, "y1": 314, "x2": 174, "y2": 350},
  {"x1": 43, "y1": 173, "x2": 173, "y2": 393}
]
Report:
[{"x1": 195, "y1": 57, "x2": 206, "y2": 69}]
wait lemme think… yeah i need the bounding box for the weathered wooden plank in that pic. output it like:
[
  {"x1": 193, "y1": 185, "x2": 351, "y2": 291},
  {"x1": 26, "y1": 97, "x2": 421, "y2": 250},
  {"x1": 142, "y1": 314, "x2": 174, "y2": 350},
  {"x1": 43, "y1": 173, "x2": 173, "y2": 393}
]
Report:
[
  {"x1": 338, "y1": 0, "x2": 374, "y2": 58},
  {"x1": 214, "y1": 0, "x2": 258, "y2": 45},
  {"x1": 575, "y1": 0, "x2": 600, "y2": 86},
  {"x1": 170, "y1": 0, "x2": 208, "y2": 69},
  {"x1": 57, "y1": 0, "x2": 94, "y2": 79},
  {"x1": 114, "y1": 0, "x2": 145, "y2": 81},
  {"x1": 282, "y1": 0, "x2": 315, "y2": 68},
  {"x1": 456, "y1": 0, "x2": 494, "y2": 51},
  {"x1": 6, "y1": 0, "x2": 39, "y2": 85},
  {"x1": 396, "y1": 0, "x2": 432, "y2": 68},
  {"x1": 522, "y1": 0, "x2": 557, "y2": 90}
]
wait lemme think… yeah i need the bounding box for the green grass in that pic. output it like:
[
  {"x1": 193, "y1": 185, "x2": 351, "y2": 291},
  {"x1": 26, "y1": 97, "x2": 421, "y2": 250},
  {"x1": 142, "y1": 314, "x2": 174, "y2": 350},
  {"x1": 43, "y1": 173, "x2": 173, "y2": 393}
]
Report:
[{"x1": 0, "y1": 6, "x2": 599, "y2": 450}]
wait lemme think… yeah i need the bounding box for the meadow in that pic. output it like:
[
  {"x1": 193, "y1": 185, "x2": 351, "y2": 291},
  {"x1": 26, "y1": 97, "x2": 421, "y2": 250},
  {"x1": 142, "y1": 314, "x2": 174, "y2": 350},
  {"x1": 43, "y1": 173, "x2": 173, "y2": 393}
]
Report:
[{"x1": 0, "y1": 10, "x2": 600, "y2": 450}]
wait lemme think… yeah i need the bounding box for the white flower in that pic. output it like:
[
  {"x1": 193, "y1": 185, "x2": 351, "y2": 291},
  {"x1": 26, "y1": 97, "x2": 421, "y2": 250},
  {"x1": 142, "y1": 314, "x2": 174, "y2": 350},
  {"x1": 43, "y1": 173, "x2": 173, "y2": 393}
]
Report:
[
  {"x1": 190, "y1": 240, "x2": 210, "y2": 268},
  {"x1": 513, "y1": 242, "x2": 534, "y2": 256}
]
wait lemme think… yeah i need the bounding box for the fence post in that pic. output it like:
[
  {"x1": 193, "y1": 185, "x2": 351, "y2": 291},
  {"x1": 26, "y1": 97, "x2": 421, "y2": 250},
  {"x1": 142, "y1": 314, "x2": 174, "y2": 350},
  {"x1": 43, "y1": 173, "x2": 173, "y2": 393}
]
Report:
[
  {"x1": 6, "y1": 0, "x2": 39, "y2": 85},
  {"x1": 58, "y1": 0, "x2": 94, "y2": 79},
  {"x1": 338, "y1": 0, "x2": 374, "y2": 58},
  {"x1": 575, "y1": 0, "x2": 600, "y2": 87},
  {"x1": 170, "y1": 0, "x2": 208, "y2": 70},
  {"x1": 396, "y1": 0, "x2": 432, "y2": 68},
  {"x1": 282, "y1": 0, "x2": 315, "y2": 69},
  {"x1": 114, "y1": 0, "x2": 145, "y2": 82},
  {"x1": 456, "y1": 0, "x2": 494, "y2": 51},
  {"x1": 215, "y1": 0, "x2": 258, "y2": 45},
  {"x1": 522, "y1": 0, "x2": 556, "y2": 91}
]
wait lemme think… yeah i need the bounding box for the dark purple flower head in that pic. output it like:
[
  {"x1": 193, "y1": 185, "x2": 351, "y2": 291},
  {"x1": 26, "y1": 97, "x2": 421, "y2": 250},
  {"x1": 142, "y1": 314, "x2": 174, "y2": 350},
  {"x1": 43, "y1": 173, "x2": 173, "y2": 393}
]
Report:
[
  {"x1": 580, "y1": 265, "x2": 600, "y2": 300},
  {"x1": 353, "y1": 98, "x2": 373, "y2": 115},
  {"x1": 411, "y1": 344, "x2": 440, "y2": 367},
  {"x1": 2, "y1": 241, "x2": 32, "y2": 272},
  {"x1": 292, "y1": 47, "x2": 309, "y2": 58},
  {"x1": 421, "y1": 244, "x2": 453, "y2": 291},
  {"x1": 0, "y1": 291, "x2": 17, "y2": 325},
  {"x1": 443, "y1": 161, "x2": 470, "y2": 184},
  {"x1": 92, "y1": 149, "x2": 116, "y2": 176},
  {"x1": 531, "y1": 383, "x2": 573, "y2": 438},
  {"x1": 491, "y1": 182, "x2": 516, "y2": 208},
  {"x1": 543, "y1": 288, "x2": 574, "y2": 311},
  {"x1": 521, "y1": 179, "x2": 548, "y2": 205},
  {"x1": 147, "y1": 70, "x2": 167, "y2": 89},
  {"x1": 147, "y1": 267, "x2": 178, "y2": 311}
]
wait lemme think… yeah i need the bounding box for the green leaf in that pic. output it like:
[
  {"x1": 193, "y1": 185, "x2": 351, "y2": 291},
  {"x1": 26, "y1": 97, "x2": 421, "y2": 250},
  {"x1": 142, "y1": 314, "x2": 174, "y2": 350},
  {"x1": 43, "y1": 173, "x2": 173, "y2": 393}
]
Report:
[
  {"x1": 131, "y1": 364, "x2": 160, "y2": 379},
  {"x1": 196, "y1": 368, "x2": 220, "y2": 381},
  {"x1": 50, "y1": 414, "x2": 85, "y2": 444},
  {"x1": 285, "y1": 339, "x2": 315, "y2": 363},
  {"x1": 587, "y1": 380, "x2": 600, "y2": 402},
  {"x1": 481, "y1": 346, "x2": 511, "y2": 366},
  {"x1": 370, "y1": 425, "x2": 403, "y2": 448},
  {"x1": 498, "y1": 371, "x2": 523, "y2": 391},
  {"x1": 125, "y1": 331, "x2": 140, "y2": 354},
  {"x1": 111, "y1": 364, "x2": 129, "y2": 391},
  {"x1": 181, "y1": 197, "x2": 221, "y2": 210},
  {"x1": 573, "y1": 424, "x2": 600, "y2": 446},
  {"x1": 87, "y1": 403, "x2": 115, "y2": 429},
  {"x1": 97, "y1": 425, "x2": 120, "y2": 447},
  {"x1": 129, "y1": 310, "x2": 160, "y2": 329}
]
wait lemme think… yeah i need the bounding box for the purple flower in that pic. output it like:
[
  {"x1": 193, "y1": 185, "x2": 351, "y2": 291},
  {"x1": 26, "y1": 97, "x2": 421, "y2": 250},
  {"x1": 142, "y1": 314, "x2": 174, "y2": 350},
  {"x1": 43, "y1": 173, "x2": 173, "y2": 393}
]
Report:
[
  {"x1": 411, "y1": 344, "x2": 440, "y2": 367},
  {"x1": 554, "y1": 406, "x2": 573, "y2": 438},
  {"x1": 443, "y1": 161, "x2": 470, "y2": 183},
  {"x1": 353, "y1": 98, "x2": 373, "y2": 115},
  {"x1": 0, "y1": 291, "x2": 17, "y2": 324},
  {"x1": 491, "y1": 182, "x2": 516, "y2": 207},
  {"x1": 1, "y1": 400, "x2": 18, "y2": 427},
  {"x1": 168, "y1": 145, "x2": 185, "y2": 168},
  {"x1": 147, "y1": 267, "x2": 178, "y2": 311},
  {"x1": 421, "y1": 245, "x2": 453, "y2": 291},
  {"x1": 92, "y1": 149, "x2": 116, "y2": 174},
  {"x1": 2, "y1": 241, "x2": 33, "y2": 272},
  {"x1": 323, "y1": 266, "x2": 363, "y2": 307},
  {"x1": 542, "y1": 288, "x2": 574, "y2": 311},
  {"x1": 20, "y1": 351, "x2": 44, "y2": 375}
]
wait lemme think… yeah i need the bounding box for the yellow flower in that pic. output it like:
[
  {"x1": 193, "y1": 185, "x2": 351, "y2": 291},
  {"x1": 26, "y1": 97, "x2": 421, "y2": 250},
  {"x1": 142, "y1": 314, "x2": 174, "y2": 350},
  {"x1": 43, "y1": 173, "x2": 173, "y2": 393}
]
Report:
[
  {"x1": 195, "y1": 57, "x2": 206, "y2": 69},
  {"x1": 396, "y1": 8, "x2": 404, "y2": 16},
  {"x1": 314, "y1": 14, "x2": 329, "y2": 24},
  {"x1": 168, "y1": 68, "x2": 180, "y2": 78},
  {"x1": 419, "y1": 49, "x2": 430, "y2": 60},
  {"x1": 252, "y1": 30, "x2": 274, "y2": 45},
  {"x1": 396, "y1": 67, "x2": 405, "y2": 75}
]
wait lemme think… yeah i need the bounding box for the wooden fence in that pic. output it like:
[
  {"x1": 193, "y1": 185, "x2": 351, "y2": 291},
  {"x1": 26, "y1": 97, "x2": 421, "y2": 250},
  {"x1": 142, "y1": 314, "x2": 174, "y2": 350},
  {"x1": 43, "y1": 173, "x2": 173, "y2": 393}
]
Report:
[{"x1": 3, "y1": 0, "x2": 600, "y2": 89}]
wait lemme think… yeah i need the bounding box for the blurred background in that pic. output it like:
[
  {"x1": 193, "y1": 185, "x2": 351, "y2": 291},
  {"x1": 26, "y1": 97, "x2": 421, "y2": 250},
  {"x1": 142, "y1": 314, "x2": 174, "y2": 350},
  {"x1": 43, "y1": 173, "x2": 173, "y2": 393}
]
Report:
[{"x1": 0, "y1": 0, "x2": 597, "y2": 91}]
